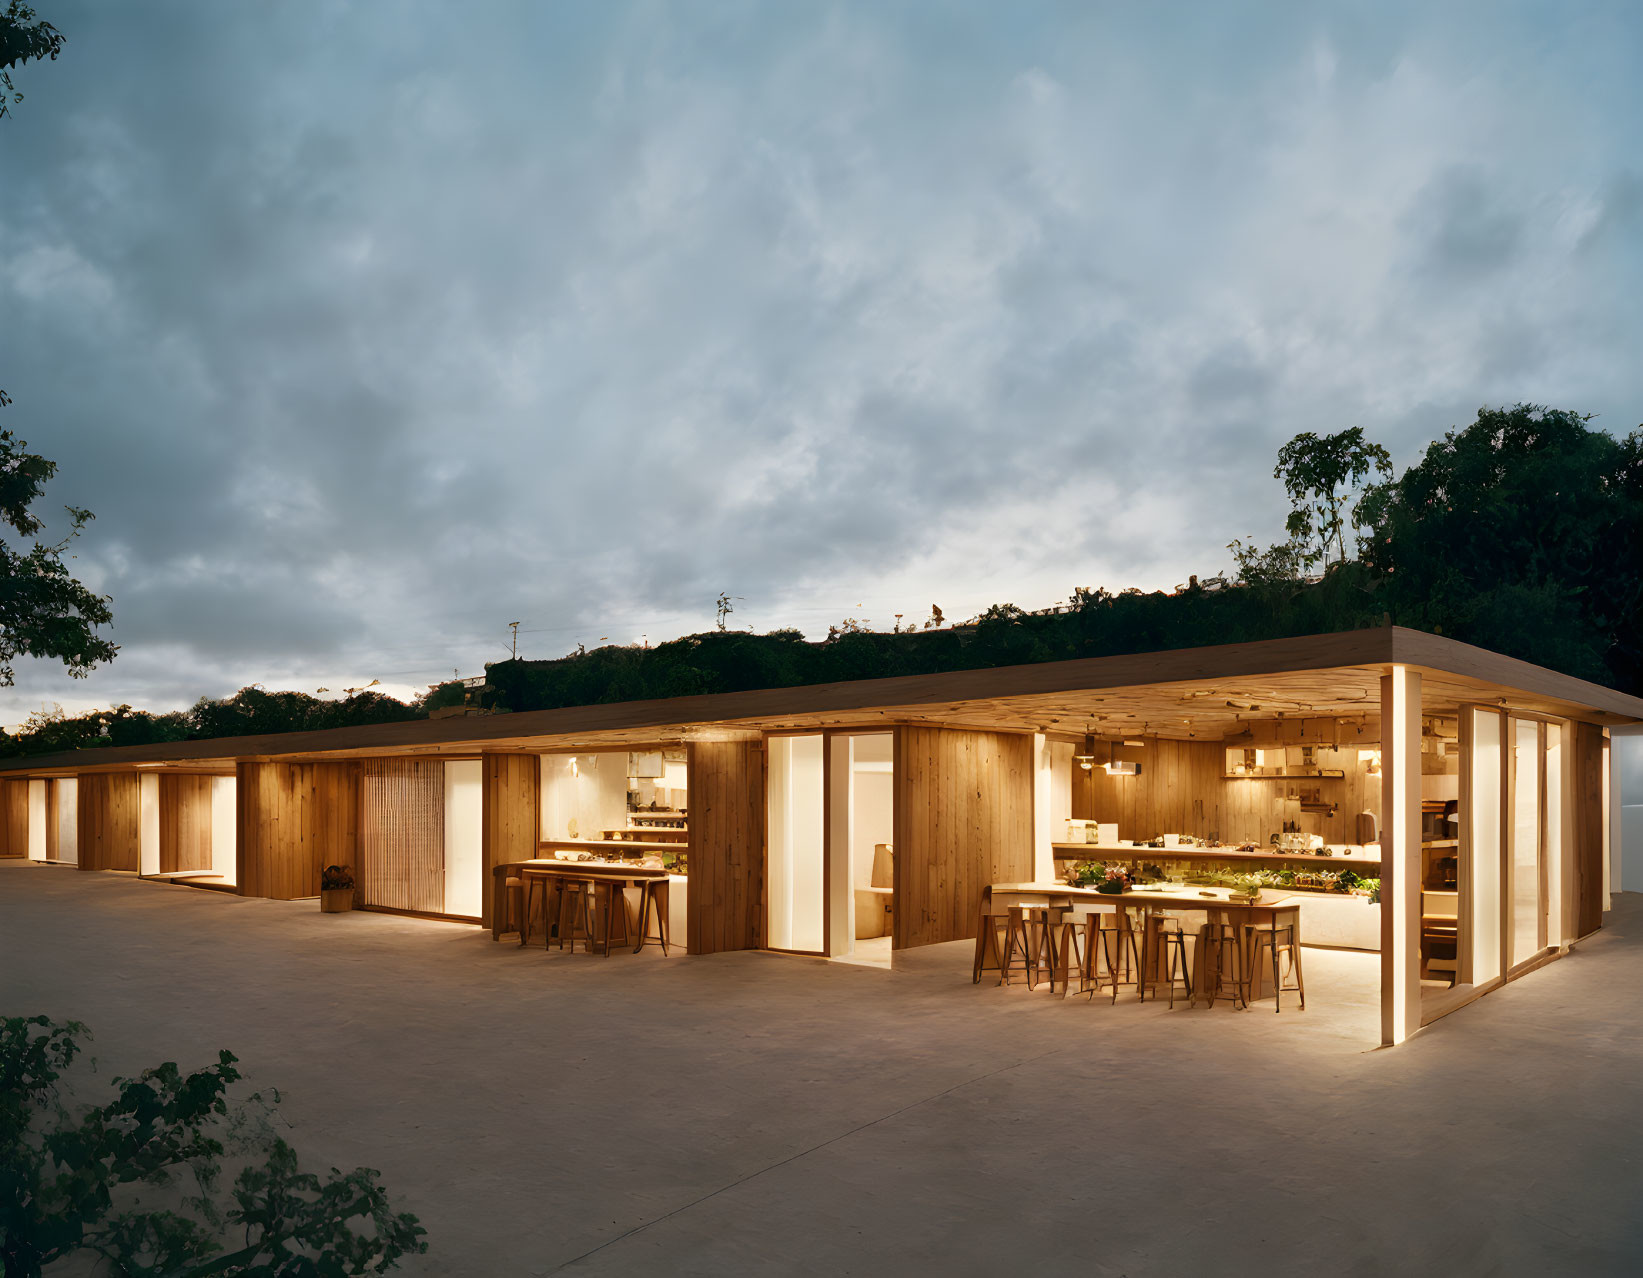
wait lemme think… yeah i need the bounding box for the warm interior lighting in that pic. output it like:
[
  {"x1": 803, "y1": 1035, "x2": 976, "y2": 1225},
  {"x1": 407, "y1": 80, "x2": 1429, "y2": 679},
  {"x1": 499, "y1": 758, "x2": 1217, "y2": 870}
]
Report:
[
  {"x1": 1073, "y1": 733, "x2": 1097, "y2": 772},
  {"x1": 1102, "y1": 739, "x2": 1140, "y2": 776}
]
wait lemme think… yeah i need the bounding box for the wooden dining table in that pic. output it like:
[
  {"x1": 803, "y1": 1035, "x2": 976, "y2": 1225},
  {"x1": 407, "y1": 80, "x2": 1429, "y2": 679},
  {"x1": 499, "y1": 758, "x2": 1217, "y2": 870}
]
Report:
[
  {"x1": 492, "y1": 857, "x2": 671, "y2": 950},
  {"x1": 988, "y1": 882, "x2": 1303, "y2": 1002}
]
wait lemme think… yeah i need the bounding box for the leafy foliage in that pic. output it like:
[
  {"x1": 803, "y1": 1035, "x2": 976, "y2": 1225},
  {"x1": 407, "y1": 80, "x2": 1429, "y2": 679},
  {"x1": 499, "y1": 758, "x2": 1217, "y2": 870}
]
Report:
[
  {"x1": 0, "y1": 403, "x2": 118, "y2": 687},
  {"x1": 0, "y1": 1016, "x2": 426, "y2": 1278},
  {"x1": 0, "y1": 0, "x2": 63, "y2": 122},
  {"x1": 1273, "y1": 426, "x2": 1392, "y2": 569}
]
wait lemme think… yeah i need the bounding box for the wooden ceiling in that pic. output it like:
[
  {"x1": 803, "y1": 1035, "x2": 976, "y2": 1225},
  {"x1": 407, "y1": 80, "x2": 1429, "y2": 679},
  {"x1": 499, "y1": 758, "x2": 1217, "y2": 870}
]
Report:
[{"x1": 7, "y1": 628, "x2": 1641, "y2": 774}]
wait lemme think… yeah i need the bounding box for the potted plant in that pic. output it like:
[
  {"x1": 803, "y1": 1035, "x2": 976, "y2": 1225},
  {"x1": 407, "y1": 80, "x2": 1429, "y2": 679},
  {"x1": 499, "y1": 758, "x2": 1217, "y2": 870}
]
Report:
[
  {"x1": 320, "y1": 864, "x2": 355, "y2": 913},
  {"x1": 1094, "y1": 864, "x2": 1129, "y2": 895}
]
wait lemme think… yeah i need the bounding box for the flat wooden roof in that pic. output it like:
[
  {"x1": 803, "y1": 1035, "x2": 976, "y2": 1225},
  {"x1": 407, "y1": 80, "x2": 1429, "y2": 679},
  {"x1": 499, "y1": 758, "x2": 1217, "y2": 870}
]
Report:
[{"x1": 5, "y1": 627, "x2": 1640, "y2": 775}]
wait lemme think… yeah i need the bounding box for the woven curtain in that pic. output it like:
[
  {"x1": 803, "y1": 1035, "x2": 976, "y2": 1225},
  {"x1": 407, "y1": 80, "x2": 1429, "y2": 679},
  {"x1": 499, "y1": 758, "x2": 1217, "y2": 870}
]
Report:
[{"x1": 361, "y1": 759, "x2": 446, "y2": 913}]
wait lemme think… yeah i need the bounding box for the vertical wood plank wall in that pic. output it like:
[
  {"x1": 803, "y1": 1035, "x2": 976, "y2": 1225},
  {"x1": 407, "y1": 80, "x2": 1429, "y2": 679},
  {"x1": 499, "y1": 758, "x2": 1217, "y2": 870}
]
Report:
[
  {"x1": 480, "y1": 753, "x2": 539, "y2": 929},
  {"x1": 360, "y1": 758, "x2": 446, "y2": 914},
  {"x1": 1072, "y1": 738, "x2": 1380, "y2": 844},
  {"x1": 687, "y1": 740, "x2": 765, "y2": 956},
  {"x1": 236, "y1": 762, "x2": 360, "y2": 900},
  {"x1": 1571, "y1": 722, "x2": 1606, "y2": 939},
  {"x1": 158, "y1": 775, "x2": 214, "y2": 873},
  {"x1": 894, "y1": 727, "x2": 1034, "y2": 949},
  {"x1": 1, "y1": 779, "x2": 27, "y2": 856},
  {"x1": 76, "y1": 773, "x2": 141, "y2": 871}
]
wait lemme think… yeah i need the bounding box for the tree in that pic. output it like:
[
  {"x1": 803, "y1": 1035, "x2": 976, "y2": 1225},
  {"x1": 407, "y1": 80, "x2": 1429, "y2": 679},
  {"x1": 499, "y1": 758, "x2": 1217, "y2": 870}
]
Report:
[
  {"x1": 2, "y1": 7, "x2": 113, "y2": 685},
  {"x1": 1360, "y1": 404, "x2": 1642, "y2": 686},
  {"x1": 1273, "y1": 426, "x2": 1393, "y2": 569},
  {"x1": 0, "y1": 399, "x2": 118, "y2": 685},
  {"x1": 1, "y1": 1016, "x2": 427, "y2": 1277},
  {"x1": 0, "y1": 1, "x2": 62, "y2": 122}
]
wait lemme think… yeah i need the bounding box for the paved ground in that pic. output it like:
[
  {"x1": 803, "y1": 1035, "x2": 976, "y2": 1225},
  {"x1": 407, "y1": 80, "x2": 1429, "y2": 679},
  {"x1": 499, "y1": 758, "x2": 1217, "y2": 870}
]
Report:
[{"x1": 4, "y1": 860, "x2": 1640, "y2": 1277}]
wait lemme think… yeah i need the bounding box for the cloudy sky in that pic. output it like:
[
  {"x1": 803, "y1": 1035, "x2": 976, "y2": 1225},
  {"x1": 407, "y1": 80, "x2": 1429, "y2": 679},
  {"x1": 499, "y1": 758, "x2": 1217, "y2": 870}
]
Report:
[{"x1": 3, "y1": 1, "x2": 1641, "y2": 724}]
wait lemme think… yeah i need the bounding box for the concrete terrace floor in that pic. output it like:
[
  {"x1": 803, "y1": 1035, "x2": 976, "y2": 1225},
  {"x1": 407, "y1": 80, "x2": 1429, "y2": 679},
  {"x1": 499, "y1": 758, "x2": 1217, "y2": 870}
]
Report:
[{"x1": 3, "y1": 861, "x2": 1641, "y2": 1277}]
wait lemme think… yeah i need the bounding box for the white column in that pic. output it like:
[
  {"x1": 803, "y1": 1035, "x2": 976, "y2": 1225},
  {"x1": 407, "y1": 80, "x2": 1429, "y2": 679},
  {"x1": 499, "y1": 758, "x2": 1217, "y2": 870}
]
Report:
[
  {"x1": 1381, "y1": 667, "x2": 1422, "y2": 1046},
  {"x1": 1032, "y1": 734, "x2": 1056, "y2": 884},
  {"x1": 139, "y1": 772, "x2": 161, "y2": 876}
]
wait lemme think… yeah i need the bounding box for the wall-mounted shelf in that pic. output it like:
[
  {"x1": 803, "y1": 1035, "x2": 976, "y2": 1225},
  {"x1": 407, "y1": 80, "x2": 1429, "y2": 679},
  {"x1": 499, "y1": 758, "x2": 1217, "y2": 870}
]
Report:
[{"x1": 1222, "y1": 770, "x2": 1346, "y2": 780}]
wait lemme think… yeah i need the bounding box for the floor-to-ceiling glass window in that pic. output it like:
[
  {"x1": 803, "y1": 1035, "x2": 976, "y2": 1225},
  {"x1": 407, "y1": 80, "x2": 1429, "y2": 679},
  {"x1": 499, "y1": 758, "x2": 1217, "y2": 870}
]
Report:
[
  {"x1": 767, "y1": 735, "x2": 826, "y2": 953},
  {"x1": 1509, "y1": 718, "x2": 1544, "y2": 968}
]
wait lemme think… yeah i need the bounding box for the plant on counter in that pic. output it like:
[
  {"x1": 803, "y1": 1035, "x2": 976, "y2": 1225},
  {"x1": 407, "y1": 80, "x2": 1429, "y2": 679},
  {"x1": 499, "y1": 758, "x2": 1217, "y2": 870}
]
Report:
[{"x1": 1361, "y1": 877, "x2": 1382, "y2": 904}]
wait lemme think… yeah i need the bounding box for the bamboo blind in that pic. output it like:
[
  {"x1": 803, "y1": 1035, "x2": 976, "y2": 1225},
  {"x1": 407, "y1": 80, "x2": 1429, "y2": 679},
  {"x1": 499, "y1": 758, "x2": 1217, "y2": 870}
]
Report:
[{"x1": 361, "y1": 759, "x2": 445, "y2": 914}]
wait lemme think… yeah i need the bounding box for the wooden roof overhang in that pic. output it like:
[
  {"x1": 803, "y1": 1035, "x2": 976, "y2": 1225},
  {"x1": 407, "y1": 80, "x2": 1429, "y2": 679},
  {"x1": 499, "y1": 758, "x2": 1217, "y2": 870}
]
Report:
[{"x1": 5, "y1": 627, "x2": 1640, "y2": 778}]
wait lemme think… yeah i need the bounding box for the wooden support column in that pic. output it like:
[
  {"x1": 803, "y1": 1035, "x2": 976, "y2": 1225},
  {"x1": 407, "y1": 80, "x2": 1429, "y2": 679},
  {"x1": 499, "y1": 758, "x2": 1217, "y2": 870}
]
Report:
[
  {"x1": 158, "y1": 774, "x2": 214, "y2": 873},
  {"x1": 1571, "y1": 721, "x2": 1606, "y2": 939},
  {"x1": 235, "y1": 761, "x2": 360, "y2": 899},
  {"x1": 77, "y1": 773, "x2": 142, "y2": 872},
  {"x1": 1, "y1": 778, "x2": 28, "y2": 857},
  {"x1": 687, "y1": 739, "x2": 764, "y2": 956},
  {"x1": 481, "y1": 752, "x2": 539, "y2": 932},
  {"x1": 893, "y1": 726, "x2": 1034, "y2": 950},
  {"x1": 1380, "y1": 666, "x2": 1422, "y2": 1046}
]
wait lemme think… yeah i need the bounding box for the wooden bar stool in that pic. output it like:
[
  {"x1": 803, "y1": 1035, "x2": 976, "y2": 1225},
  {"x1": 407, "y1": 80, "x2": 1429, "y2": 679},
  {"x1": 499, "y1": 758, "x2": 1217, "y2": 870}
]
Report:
[
  {"x1": 1196, "y1": 922, "x2": 1246, "y2": 1010},
  {"x1": 501, "y1": 871, "x2": 527, "y2": 945},
  {"x1": 1244, "y1": 916, "x2": 1306, "y2": 1012},
  {"x1": 635, "y1": 879, "x2": 670, "y2": 955},
  {"x1": 972, "y1": 888, "x2": 1011, "y2": 984},
  {"x1": 1143, "y1": 916, "x2": 1193, "y2": 1007},
  {"x1": 1051, "y1": 909, "x2": 1100, "y2": 998},
  {"x1": 1086, "y1": 913, "x2": 1141, "y2": 1004},
  {"x1": 1001, "y1": 905, "x2": 1059, "y2": 991},
  {"x1": 557, "y1": 878, "x2": 596, "y2": 953},
  {"x1": 589, "y1": 879, "x2": 634, "y2": 956}
]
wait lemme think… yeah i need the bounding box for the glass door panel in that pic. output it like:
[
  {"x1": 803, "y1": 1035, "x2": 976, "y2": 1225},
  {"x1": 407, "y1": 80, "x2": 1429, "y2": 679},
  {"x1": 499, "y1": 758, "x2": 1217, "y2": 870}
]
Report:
[{"x1": 1509, "y1": 718, "x2": 1542, "y2": 967}]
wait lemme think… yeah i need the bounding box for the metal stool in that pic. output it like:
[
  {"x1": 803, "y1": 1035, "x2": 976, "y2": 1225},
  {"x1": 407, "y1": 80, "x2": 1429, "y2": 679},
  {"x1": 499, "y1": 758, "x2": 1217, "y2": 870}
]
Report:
[
  {"x1": 1245, "y1": 919, "x2": 1305, "y2": 1012},
  {"x1": 1196, "y1": 922, "x2": 1246, "y2": 1010},
  {"x1": 1086, "y1": 913, "x2": 1141, "y2": 1004},
  {"x1": 1001, "y1": 905, "x2": 1058, "y2": 990}
]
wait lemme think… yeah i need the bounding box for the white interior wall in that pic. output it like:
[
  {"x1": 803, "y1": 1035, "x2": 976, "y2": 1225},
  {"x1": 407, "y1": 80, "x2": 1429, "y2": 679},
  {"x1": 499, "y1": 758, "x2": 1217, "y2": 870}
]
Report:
[
  {"x1": 767, "y1": 735, "x2": 824, "y2": 952},
  {"x1": 54, "y1": 778, "x2": 78, "y2": 864},
  {"x1": 540, "y1": 752, "x2": 629, "y2": 840},
  {"x1": 210, "y1": 776, "x2": 237, "y2": 885},
  {"x1": 27, "y1": 780, "x2": 46, "y2": 860},
  {"x1": 444, "y1": 760, "x2": 483, "y2": 917},
  {"x1": 139, "y1": 773, "x2": 160, "y2": 876},
  {"x1": 850, "y1": 735, "x2": 893, "y2": 888}
]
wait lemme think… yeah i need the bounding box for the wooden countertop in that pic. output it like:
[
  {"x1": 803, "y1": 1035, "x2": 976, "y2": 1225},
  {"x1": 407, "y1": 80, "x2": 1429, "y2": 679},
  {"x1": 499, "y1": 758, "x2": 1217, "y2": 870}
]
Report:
[{"x1": 992, "y1": 882, "x2": 1304, "y2": 911}]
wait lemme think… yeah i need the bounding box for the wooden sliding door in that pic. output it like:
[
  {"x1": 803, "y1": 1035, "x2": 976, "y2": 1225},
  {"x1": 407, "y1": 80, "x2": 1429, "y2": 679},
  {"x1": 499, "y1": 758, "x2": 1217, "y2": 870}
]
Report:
[{"x1": 158, "y1": 774, "x2": 213, "y2": 873}]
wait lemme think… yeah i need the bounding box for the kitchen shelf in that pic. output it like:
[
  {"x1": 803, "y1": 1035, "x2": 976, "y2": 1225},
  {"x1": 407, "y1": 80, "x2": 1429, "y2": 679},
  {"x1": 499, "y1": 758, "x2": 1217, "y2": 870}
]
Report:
[{"x1": 1051, "y1": 843, "x2": 1380, "y2": 868}]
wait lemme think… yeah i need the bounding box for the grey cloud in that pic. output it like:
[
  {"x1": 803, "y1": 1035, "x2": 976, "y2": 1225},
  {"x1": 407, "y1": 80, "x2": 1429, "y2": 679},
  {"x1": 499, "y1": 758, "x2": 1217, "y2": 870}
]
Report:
[{"x1": 3, "y1": 0, "x2": 1642, "y2": 722}]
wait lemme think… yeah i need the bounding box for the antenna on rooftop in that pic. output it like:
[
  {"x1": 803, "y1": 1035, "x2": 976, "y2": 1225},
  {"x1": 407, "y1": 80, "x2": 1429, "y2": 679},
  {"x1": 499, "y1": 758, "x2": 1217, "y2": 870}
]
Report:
[{"x1": 508, "y1": 620, "x2": 521, "y2": 659}]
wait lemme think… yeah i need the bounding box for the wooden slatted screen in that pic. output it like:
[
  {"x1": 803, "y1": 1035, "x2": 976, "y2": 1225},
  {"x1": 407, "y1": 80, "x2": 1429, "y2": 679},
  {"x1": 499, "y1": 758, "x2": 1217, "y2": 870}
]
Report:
[
  {"x1": 480, "y1": 753, "x2": 539, "y2": 929},
  {"x1": 894, "y1": 727, "x2": 1034, "y2": 949},
  {"x1": 236, "y1": 761, "x2": 360, "y2": 899},
  {"x1": 76, "y1": 773, "x2": 141, "y2": 871},
  {"x1": 687, "y1": 740, "x2": 764, "y2": 955},
  {"x1": 158, "y1": 774, "x2": 213, "y2": 873},
  {"x1": 360, "y1": 758, "x2": 445, "y2": 914}
]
